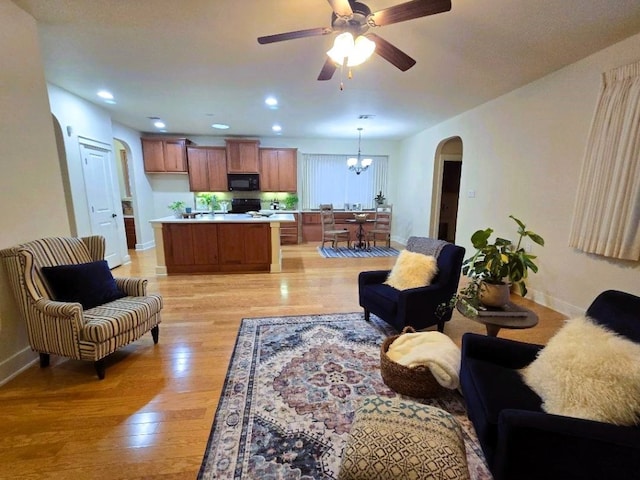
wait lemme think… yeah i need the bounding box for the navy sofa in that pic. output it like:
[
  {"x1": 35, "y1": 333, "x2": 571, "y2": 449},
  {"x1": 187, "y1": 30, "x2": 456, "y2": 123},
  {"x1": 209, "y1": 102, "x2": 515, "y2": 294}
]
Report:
[
  {"x1": 358, "y1": 239, "x2": 465, "y2": 332},
  {"x1": 460, "y1": 290, "x2": 640, "y2": 480}
]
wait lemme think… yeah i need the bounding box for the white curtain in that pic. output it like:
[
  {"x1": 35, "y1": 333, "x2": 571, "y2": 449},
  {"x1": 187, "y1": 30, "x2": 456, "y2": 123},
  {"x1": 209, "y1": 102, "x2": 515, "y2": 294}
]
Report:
[
  {"x1": 568, "y1": 61, "x2": 640, "y2": 261},
  {"x1": 300, "y1": 154, "x2": 388, "y2": 210}
]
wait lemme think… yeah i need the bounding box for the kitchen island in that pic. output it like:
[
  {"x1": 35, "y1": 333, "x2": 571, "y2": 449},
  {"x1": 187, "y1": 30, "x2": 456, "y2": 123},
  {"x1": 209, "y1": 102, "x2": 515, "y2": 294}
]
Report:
[{"x1": 149, "y1": 213, "x2": 295, "y2": 275}]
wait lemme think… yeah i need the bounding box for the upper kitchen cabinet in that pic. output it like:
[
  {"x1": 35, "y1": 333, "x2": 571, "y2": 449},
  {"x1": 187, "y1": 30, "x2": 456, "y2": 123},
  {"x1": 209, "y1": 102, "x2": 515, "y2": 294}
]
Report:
[
  {"x1": 225, "y1": 139, "x2": 260, "y2": 173},
  {"x1": 187, "y1": 146, "x2": 227, "y2": 192},
  {"x1": 142, "y1": 137, "x2": 192, "y2": 173},
  {"x1": 259, "y1": 148, "x2": 298, "y2": 192}
]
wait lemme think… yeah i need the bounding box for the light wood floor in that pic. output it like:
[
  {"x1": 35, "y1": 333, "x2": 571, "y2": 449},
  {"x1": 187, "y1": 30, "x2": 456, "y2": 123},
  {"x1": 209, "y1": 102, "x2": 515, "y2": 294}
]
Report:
[{"x1": 0, "y1": 242, "x2": 566, "y2": 480}]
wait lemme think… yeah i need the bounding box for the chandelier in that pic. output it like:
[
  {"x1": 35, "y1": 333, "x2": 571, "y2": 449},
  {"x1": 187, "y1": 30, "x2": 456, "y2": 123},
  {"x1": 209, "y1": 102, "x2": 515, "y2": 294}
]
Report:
[{"x1": 347, "y1": 128, "x2": 372, "y2": 175}]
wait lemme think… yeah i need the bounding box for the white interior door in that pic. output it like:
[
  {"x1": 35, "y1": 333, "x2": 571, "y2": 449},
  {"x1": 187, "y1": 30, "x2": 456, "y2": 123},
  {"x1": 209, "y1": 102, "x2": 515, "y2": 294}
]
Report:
[{"x1": 80, "y1": 143, "x2": 123, "y2": 267}]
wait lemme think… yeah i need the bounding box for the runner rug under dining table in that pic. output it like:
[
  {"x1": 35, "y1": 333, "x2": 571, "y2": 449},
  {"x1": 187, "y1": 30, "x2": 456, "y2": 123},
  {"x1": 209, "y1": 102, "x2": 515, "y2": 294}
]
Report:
[
  {"x1": 317, "y1": 246, "x2": 399, "y2": 258},
  {"x1": 198, "y1": 312, "x2": 491, "y2": 480}
]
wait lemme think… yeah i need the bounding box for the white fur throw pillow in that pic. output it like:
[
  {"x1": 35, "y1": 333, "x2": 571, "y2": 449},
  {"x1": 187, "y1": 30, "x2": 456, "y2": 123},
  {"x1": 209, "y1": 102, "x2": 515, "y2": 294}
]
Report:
[
  {"x1": 384, "y1": 250, "x2": 438, "y2": 291},
  {"x1": 521, "y1": 316, "x2": 640, "y2": 426}
]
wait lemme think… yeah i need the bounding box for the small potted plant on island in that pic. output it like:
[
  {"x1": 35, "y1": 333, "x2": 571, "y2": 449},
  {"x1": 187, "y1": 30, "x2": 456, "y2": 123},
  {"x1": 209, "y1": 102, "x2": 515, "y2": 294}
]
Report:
[
  {"x1": 461, "y1": 215, "x2": 545, "y2": 308},
  {"x1": 168, "y1": 200, "x2": 186, "y2": 218}
]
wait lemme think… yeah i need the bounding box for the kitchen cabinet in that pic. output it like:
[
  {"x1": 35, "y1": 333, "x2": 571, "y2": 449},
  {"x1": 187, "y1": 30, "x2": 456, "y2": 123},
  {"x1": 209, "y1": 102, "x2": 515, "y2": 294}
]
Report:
[
  {"x1": 218, "y1": 224, "x2": 270, "y2": 271},
  {"x1": 162, "y1": 223, "x2": 220, "y2": 273},
  {"x1": 187, "y1": 146, "x2": 227, "y2": 192},
  {"x1": 162, "y1": 222, "x2": 270, "y2": 274},
  {"x1": 142, "y1": 137, "x2": 192, "y2": 173},
  {"x1": 259, "y1": 148, "x2": 298, "y2": 192},
  {"x1": 225, "y1": 139, "x2": 260, "y2": 173},
  {"x1": 302, "y1": 213, "x2": 322, "y2": 242},
  {"x1": 280, "y1": 212, "x2": 300, "y2": 245},
  {"x1": 124, "y1": 217, "x2": 136, "y2": 249}
]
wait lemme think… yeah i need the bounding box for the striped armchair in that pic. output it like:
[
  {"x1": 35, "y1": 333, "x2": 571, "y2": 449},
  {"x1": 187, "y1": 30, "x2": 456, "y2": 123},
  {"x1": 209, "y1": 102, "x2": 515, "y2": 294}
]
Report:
[{"x1": 0, "y1": 236, "x2": 162, "y2": 379}]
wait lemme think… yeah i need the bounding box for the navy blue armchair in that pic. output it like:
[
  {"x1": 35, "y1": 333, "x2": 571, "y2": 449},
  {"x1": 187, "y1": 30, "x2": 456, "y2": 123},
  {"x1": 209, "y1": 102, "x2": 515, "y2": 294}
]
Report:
[
  {"x1": 358, "y1": 238, "x2": 465, "y2": 332},
  {"x1": 460, "y1": 290, "x2": 640, "y2": 480}
]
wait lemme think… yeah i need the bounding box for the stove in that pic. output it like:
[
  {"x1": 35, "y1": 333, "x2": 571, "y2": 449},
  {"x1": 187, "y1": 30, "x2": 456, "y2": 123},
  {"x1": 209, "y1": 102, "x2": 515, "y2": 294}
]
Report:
[{"x1": 230, "y1": 198, "x2": 262, "y2": 214}]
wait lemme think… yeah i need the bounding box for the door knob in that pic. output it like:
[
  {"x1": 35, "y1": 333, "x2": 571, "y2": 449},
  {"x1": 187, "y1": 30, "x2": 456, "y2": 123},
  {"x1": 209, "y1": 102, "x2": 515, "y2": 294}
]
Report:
[{"x1": 112, "y1": 213, "x2": 117, "y2": 218}]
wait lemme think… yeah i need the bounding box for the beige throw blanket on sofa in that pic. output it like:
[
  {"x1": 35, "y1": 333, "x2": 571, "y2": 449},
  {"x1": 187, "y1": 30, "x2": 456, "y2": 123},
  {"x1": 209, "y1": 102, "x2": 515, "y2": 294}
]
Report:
[{"x1": 386, "y1": 331, "x2": 461, "y2": 389}]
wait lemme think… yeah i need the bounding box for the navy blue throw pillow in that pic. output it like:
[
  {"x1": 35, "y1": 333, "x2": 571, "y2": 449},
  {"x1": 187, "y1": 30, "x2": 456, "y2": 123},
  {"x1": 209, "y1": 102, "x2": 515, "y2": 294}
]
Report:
[{"x1": 41, "y1": 260, "x2": 126, "y2": 310}]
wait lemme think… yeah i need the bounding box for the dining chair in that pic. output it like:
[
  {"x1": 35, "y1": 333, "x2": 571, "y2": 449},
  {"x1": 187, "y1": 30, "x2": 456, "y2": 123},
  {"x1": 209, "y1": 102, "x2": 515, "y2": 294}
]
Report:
[
  {"x1": 367, "y1": 204, "x2": 393, "y2": 248},
  {"x1": 320, "y1": 204, "x2": 350, "y2": 249}
]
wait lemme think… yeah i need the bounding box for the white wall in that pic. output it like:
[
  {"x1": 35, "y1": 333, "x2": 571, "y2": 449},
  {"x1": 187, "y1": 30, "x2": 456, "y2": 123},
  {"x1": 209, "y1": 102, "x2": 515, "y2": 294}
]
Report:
[
  {"x1": 0, "y1": 0, "x2": 71, "y2": 384},
  {"x1": 397, "y1": 33, "x2": 640, "y2": 315},
  {"x1": 47, "y1": 85, "x2": 131, "y2": 262}
]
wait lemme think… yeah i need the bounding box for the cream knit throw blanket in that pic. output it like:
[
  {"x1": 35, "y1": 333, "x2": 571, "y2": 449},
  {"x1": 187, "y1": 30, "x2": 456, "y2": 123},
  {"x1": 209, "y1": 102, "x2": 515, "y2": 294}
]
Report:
[{"x1": 386, "y1": 331, "x2": 461, "y2": 389}]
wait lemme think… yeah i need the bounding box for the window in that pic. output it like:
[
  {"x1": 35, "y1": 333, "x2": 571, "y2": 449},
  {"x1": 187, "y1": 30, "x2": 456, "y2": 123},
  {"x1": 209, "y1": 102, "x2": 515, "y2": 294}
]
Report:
[{"x1": 300, "y1": 154, "x2": 388, "y2": 210}]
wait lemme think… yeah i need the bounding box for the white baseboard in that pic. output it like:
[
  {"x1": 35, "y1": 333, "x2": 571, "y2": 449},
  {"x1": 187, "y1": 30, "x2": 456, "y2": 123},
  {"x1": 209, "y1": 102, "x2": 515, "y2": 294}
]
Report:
[
  {"x1": 135, "y1": 240, "x2": 155, "y2": 251},
  {"x1": 528, "y1": 288, "x2": 585, "y2": 318},
  {"x1": 0, "y1": 347, "x2": 38, "y2": 386}
]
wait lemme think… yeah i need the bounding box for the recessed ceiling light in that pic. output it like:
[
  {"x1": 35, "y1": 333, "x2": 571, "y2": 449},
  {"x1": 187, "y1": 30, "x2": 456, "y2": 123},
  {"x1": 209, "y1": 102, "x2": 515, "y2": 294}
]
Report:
[
  {"x1": 265, "y1": 96, "x2": 278, "y2": 107},
  {"x1": 212, "y1": 123, "x2": 230, "y2": 130},
  {"x1": 97, "y1": 90, "x2": 114, "y2": 100},
  {"x1": 154, "y1": 121, "x2": 166, "y2": 129},
  {"x1": 272, "y1": 124, "x2": 282, "y2": 132}
]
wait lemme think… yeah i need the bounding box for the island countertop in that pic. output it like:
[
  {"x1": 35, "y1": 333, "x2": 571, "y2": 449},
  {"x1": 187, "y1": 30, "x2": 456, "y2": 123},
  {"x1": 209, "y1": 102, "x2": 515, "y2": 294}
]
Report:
[{"x1": 149, "y1": 213, "x2": 295, "y2": 224}]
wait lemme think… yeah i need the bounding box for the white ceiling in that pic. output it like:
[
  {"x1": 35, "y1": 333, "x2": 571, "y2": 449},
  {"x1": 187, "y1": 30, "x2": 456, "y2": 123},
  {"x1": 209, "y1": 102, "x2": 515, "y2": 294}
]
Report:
[{"x1": 13, "y1": 0, "x2": 640, "y2": 140}]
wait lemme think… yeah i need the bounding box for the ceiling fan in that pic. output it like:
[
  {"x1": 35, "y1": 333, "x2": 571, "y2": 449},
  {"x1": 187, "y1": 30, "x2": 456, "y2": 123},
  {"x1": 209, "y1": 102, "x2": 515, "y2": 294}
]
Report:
[{"x1": 257, "y1": 0, "x2": 452, "y2": 81}]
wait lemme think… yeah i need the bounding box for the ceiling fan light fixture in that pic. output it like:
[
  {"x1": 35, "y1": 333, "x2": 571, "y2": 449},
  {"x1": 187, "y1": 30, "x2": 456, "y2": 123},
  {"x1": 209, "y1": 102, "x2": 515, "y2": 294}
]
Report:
[
  {"x1": 327, "y1": 32, "x2": 354, "y2": 64},
  {"x1": 327, "y1": 32, "x2": 376, "y2": 67},
  {"x1": 347, "y1": 35, "x2": 376, "y2": 66}
]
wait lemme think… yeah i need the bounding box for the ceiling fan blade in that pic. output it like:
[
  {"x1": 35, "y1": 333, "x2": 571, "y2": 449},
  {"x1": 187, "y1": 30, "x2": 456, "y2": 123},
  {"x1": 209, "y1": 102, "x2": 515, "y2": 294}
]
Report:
[
  {"x1": 368, "y1": 33, "x2": 416, "y2": 71},
  {"x1": 369, "y1": 0, "x2": 451, "y2": 27},
  {"x1": 327, "y1": 0, "x2": 353, "y2": 17},
  {"x1": 317, "y1": 58, "x2": 338, "y2": 81},
  {"x1": 258, "y1": 27, "x2": 332, "y2": 45}
]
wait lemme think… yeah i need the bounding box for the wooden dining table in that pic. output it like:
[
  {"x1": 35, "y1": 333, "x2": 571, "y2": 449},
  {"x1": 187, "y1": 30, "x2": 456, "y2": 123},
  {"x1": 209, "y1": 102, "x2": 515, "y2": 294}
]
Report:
[{"x1": 346, "y1": 218, "x2": 375, "y2": 250}]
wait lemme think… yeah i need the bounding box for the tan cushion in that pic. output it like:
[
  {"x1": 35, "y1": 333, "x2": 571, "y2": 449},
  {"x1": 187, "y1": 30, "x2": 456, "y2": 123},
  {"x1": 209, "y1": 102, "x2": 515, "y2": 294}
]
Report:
[
  {"x1": 521, "y1": 315, "x2": 640, "y2": 426},
  {"x1": 339, "y1": 396, "x2": 469, "y2": 480},
  {"x1": 384, "y1": 250, "x2": 438, "y2": 290}
]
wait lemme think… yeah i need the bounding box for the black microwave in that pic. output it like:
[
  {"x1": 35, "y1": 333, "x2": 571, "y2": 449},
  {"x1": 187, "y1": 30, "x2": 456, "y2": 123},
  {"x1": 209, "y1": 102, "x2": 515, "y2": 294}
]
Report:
[{"x1": 227, "y1": 173, "x2": 260, "y2": 191}]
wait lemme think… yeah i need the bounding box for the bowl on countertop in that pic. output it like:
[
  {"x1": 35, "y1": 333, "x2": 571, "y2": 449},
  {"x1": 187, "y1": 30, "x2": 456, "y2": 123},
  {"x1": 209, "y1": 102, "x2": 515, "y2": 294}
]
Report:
[{"x1": 247, "y1": 210, "x2": 274, "y2": 217}]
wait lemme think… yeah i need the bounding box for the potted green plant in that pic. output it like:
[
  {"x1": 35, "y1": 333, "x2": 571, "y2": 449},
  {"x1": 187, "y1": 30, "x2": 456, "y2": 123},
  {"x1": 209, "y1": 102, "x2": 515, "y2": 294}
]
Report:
[
  {"x1": 197, "y1": 193, "x2": 218, "y2": 212},
  {"x1": 374, "y1": 191, "x2": 386, "y2": 205},
  {"x1": 284, "y1": 194, "x2": 299, "y2": 210},
  {"x1": 462, "y1": 215, "x2": 545, "y2": 306},
  {"x1": 168, "y1": 200, "x2": 186, "y2": 218}
]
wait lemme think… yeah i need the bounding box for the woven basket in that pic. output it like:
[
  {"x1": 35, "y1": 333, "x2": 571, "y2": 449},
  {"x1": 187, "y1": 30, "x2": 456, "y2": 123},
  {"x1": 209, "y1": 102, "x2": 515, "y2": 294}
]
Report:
[{"x1": 380, "y1": 326, "x2": 446, "y2": 398}]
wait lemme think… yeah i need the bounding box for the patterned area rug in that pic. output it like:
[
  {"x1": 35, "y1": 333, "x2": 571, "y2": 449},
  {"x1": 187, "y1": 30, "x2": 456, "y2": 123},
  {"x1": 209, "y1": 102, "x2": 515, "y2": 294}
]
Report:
[
  {"x1": 317, "y1": 246, "x2": 399, "y2": 258},
  {"x1": 198, "y1": 313, "x2": 492, "y2": 480}
]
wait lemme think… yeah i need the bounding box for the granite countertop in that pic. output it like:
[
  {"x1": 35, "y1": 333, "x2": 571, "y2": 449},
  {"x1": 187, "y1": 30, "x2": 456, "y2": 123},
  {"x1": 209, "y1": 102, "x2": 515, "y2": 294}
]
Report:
[{"x1": 149, "y1": 213, "x2": 296, "y2": 224}]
